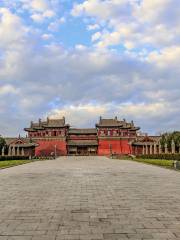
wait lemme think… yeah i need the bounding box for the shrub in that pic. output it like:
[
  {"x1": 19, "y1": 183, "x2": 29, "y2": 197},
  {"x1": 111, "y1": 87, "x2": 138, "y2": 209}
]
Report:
[
  {"x1": 134, "y1": 159, "x2": 173, "y2": 168},
  {"x1": 137, "y1": 154, "x2": 180, "y2": 160},
  {"x1": 0, "y1": 156, "x2": 29, "y2": 161}
]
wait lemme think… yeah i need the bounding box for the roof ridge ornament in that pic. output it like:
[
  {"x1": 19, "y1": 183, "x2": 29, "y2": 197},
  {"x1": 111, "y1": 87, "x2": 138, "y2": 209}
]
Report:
[{"x1": 39, "y1": 118, "x2": 41, "y2": 126}]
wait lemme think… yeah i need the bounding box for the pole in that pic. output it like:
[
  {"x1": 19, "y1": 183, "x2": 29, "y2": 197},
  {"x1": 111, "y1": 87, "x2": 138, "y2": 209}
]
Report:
[
  {"x1": 54, "y1": 145, "x2": 57, "y2": 159},
  {"x1": 109, "y1": 144, "x2": 112, "y2": 157}
]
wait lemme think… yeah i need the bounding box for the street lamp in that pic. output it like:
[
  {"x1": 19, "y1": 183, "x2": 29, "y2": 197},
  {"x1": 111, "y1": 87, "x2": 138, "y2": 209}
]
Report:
[
  {"x1": 54, "y1": 145, "x2": 57, "y2": 159},
  {"x1": 109, "y1": 143, "x2": 112, "y2": 157}
]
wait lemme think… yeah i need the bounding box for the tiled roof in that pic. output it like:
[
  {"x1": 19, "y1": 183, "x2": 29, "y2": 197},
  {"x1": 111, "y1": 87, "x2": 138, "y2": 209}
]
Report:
[
  {"x1": 46, "y1": 119, "x2": 65, "y2": 127},
  {"x1": 96, "y1": 117, "x2": 140, "y2": 130},
  {"x1": 136, "y1": 135, "x2": 161, "y2": 142},
  {"x1": 25, "y1": 117, "x2": 69, "y2": 131},
  {"x1": 5, "y1": 137, "x2": 38, "y2": 147},
  {"x1": 69, "y1": 128, "x2": 97, "y2": 134},
  {"x1": 96, "y1": 118, "x2": 123, "y2": 127},
  {"x1": 68, "y1": 140, "x2": 98, "y2": 146},
  {"x1": 132, "y1": 135, "x2": 161, "y2": 145}
]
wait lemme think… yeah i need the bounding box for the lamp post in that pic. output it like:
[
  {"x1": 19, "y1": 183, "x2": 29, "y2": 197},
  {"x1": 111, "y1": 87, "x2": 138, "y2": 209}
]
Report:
[
  {"x1": 109, "y1": 144, "x2": 112, "y2": 157},
  {"x1": 54, "y1": 145, "x2": 57, "y2": 159}
]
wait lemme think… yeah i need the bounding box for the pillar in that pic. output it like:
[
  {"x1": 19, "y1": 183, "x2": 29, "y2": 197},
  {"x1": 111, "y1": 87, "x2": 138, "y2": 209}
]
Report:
[
  {"x1": 159, "y1": 144, "x2": 162, "y2": 154},
  {"x1": 1, "y1": 147, "x2": 5, "y2": 156},
  {"x1": 8, "y1": 147, "x2": 12, "y2": 156},
  {"x1": 165, "y1": 143, "x2": 168, "y2": 154},
  {"x1": 171, "y1": 140, "x2": 175, "y2": 154},
  {"x1": 150, "y1": 144, "x2": 152, "y2": 154},
  {"x1": 142, "y1": 145, "x2": 145, "y2": 155},
  {"x1": 154, "y1": 143, "x2": 157, "y2": 154},
  {"x1": 12, "y1": 146, "x2": 15, "y2": 156},
  {"x1": 21, "y1": 148, "x2": 25, "y2": 156},
  {"x1": 145, "y1": 144, "x2": 148, "y2": 155},
  {"x1": 17, "y1": 147, "x2": 20, "y2": 156}
]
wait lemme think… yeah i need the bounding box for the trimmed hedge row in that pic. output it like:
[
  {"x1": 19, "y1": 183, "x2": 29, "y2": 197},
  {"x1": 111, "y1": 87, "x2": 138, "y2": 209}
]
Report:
[
  {"x1": 0, "y1": 156, "x2": 29, "y2": 161},
  {"x1": 137, "y1": 154, "x2": 180, "y2": 160}
]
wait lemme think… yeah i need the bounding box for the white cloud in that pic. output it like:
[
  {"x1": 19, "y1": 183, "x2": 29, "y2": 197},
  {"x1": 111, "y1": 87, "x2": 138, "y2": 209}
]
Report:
[
  {"x1": 31, "y1": 10, "x2": 55, "y2": 23},
  {"x1": 42, "y1": 33, "x2": 53, "y2": 40},
  {"x1": 75, "y1": 44, "x2": 87, "y2": 51},
  {"x1": 91, "y1": 31, "x2": 101, "y2": 42},
  {"x1": 48, "y1": 100, "x2": 180, "y2": 134},
  {"x1": 87, "y1": 24, "x2": 100, "y2": 31},
  {"x1": 71, "y1": 0, "x2": 128, "y2": 19},
  {"x1": 72, "y1": 0, "x2": 180, "y2": 49},
  {"x1": 0, "y1": 38, "x2": 179, "y2": 135},
  {"x1": 48, "y1": 17, "x2": 65, "y2": 31},
  {"x1": 31, "y1": 13, "x2": 44, "y2": 23},
  {"x1": 49, "y1": 103, "x2": 107, "y2": 127},
  {"x1": 18, "y1": 0, "x2": 56, "y2": 23},
  {"x1": 147, "y1": 46, "x2": 180, "y2": 68},
  {"x1": 0, "y1": 8, "x2": 28, "y2": 49},
  {"x1": 0, "y1": 84, "x2": 18, "y2": 95},
  {"x1": 0, "y1": 4, "x2": 179, "y2": 137},
  {"x1": 43, "y1": 10, "x2": 55, "y2": 18},
  {"x1": 21, "y1": 0, "x2": 50, "y2": 12}
]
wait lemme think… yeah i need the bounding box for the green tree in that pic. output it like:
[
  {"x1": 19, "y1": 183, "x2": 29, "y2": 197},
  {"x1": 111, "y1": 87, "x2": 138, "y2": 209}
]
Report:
[
  {"x1": 160, "y1": 131, "x2": 180, "y2": 152},
  {"x1": 0, "y1": 136, "x2": 6, "y2": 154}
]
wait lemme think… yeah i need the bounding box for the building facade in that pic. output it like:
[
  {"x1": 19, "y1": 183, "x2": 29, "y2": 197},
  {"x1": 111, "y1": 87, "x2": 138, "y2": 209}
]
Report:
[
  {"x1": 24, "y1": 116, "x2": 142, "y2": 157},
  {"x1": 1, "y1": 116, "x2": 177, "y2": 158},
  {"x1": 3, "y1": 137, "x2": 38, "y2": 158}
]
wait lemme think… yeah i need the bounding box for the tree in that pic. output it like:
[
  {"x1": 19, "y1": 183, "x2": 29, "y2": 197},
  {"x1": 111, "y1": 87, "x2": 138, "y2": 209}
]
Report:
[
  {"x1": 0, "y1": 136, "x2": 6, "y2": 154},
  {"x1": 160, "y1": 131, "x2": 180, "y2": 152}
]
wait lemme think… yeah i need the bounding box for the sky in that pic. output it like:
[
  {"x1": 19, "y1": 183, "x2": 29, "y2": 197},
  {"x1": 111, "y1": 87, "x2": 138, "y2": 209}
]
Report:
[{"x1": 0, "y1": 0, "x2": 180, "y2": 136}]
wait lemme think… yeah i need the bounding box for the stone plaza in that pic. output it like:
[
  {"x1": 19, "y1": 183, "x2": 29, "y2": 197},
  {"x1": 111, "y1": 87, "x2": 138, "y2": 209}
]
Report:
[{"x1": 0, "y1": 157, "x2": 180, "y2": 240}]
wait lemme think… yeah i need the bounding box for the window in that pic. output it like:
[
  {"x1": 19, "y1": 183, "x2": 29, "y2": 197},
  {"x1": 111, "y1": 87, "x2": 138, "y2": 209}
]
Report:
[{"x1": 113, "y1": 130, "x2": 118, "y2": 136}]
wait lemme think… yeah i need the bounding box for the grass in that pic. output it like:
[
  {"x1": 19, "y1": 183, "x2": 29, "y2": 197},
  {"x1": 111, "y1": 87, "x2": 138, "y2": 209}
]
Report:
[
  {"x1": 132, "y1": 158, "x2": 174, "y2": 168},
  {"x1": 112, "y1": 155, "x2": 132, "y2": 160},
  {"x1": 0, "y1": 160, "x2": 35, "y2": 169}
]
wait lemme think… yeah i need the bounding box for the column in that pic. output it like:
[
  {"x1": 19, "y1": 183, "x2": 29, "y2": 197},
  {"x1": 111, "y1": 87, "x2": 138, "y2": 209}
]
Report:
[
  {"x1": 21, "y1": 148, "x2": 25, "y2": 156},
  {"x1": 171, "y1": 140, "x2": 175, "y2": 154},
  {"x1": 1, "y1": 147, "x2": 5, "y2": 156},
  {"x1": 159, "y1": 144, "x2": 162, "y2": 154},
  {"x1": 12, "y1": 146, "x2": 15, "y2": 156},
  {"x1": 142, "y1": 145, "x2": 145, "y2": 155},
  {"x1": 17, "y1": 147, "x2": 20, "y2": 156},
  {"x1": 8, "y1": 147, "x2": 11, "y2": 156},
  {"x1": 135, "y1": 146, "x2": 138, "y2": 155},
  {"x1": 145, "y1": 144, "x2": 148, "y2": 155},
  {"x1": 154, "y1": 143, "x2": 157, "y2": 154},
  {"x1": 165, "y1": 143, "x2": 168, "y2": 154},
  {"x1": 150, "y1": 144, "x2": 152, "y2": 154}
]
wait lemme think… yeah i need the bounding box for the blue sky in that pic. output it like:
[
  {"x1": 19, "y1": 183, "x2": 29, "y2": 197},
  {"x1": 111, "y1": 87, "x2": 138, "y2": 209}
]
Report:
[{"x1": 0, "y1": 0, "x2": 180, "y2": 136}]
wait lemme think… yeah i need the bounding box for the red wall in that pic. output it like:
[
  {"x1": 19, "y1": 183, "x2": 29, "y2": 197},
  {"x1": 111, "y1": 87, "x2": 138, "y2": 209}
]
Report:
[
  {"x1": 35, "y1": 139, "x2": 67, "y2": 156},
  {"x1": 98, "y1": 139, "x2": 132, "y2": 156},
  {"x1": 132, "y1": 145, "x2": 143, "y2": 155},
  {"x1": 33, "y1": 138, "x2": 133, "y2": 156}
]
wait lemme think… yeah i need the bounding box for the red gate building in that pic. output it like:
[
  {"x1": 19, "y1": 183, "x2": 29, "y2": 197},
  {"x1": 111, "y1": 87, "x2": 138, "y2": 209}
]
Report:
[{"x1": 24, "y1": 116, "x2": 140, "y2": 157}]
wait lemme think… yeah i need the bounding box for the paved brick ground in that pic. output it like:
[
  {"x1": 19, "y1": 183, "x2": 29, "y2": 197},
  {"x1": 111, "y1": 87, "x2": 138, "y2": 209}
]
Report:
[{"x1": 0, "y1": 157, "x2": 180, "y2": 240}]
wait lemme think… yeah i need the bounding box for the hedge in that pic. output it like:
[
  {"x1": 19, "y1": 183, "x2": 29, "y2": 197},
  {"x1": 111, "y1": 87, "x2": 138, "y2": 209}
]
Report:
[
  {"x1": 0, "y1": 156, "x2": 29, "y2": 161},
  {"x1": 137, "y1": 154, "x2": 180, "y2": 160}
]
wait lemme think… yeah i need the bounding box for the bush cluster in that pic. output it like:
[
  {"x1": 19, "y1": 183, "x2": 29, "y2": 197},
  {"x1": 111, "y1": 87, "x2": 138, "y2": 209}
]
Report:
[
  {"x1": 0, "y1": 156, "x2": 29, "y2": 161},
  {"x1": 137, "y1": 154, "x2": 180, "y2": 160}
]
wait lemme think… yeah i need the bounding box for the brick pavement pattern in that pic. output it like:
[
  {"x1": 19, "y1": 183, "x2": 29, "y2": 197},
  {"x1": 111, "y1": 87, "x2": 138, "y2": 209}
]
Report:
[{"x1": 0, "y1": 157, "x2": 180, "y2": 240}]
